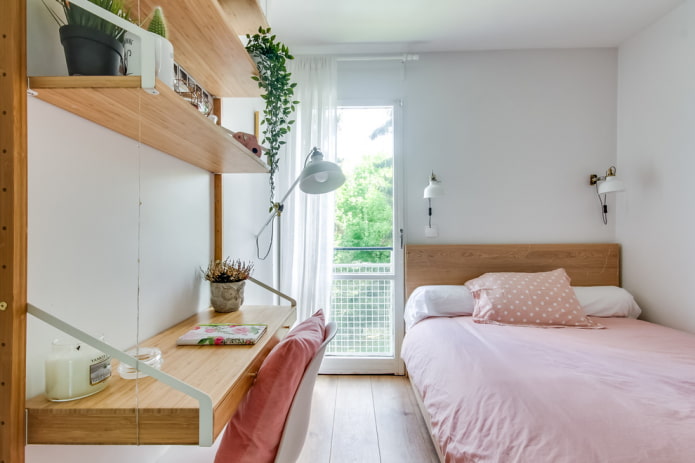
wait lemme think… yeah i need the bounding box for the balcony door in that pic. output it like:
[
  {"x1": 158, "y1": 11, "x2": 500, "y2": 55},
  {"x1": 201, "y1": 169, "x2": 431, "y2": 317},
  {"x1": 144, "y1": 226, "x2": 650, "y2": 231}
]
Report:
[{"x1": 321, "y1": 102, "x2": 404, "y2": 375}]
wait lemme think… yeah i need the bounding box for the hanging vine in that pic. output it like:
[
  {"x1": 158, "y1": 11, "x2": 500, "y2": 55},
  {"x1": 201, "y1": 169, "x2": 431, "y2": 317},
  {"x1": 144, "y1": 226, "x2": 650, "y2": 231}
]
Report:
[{"x1": 245, "y1": 27, "x2": 298, "y2": 211}]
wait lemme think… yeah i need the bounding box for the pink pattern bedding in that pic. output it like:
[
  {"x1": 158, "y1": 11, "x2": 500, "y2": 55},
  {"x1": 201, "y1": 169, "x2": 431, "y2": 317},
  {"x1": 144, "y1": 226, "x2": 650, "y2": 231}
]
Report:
[{"x1": 401, "y1": 316, "x2": 695, "y2": 463}]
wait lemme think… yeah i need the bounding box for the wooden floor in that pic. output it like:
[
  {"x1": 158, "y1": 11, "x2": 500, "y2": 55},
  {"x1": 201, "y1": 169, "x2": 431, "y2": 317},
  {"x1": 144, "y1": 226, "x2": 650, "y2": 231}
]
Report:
[{"x1": 296, "y1": 375, "x2": 440, "y2": 463}]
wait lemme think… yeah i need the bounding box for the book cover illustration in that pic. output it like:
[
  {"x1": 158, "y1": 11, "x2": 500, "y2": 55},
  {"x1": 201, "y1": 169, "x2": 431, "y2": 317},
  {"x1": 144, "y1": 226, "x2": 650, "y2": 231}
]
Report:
[{"x1": 176, "y1": 323, "x2": 268, "y2": 346}]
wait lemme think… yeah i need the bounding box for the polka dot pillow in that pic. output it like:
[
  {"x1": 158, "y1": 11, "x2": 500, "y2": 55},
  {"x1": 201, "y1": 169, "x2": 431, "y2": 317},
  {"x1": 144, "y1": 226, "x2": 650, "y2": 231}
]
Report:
[{"x1": 465, "y1": 268, "x2": 603, "y2": 328}]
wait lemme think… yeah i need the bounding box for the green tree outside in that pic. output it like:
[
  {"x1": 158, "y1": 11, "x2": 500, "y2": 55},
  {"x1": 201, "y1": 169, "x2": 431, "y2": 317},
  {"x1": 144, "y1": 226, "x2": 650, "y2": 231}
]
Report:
[{"x1": 333, "y1": 154, "x2": 393, "y2": 264}]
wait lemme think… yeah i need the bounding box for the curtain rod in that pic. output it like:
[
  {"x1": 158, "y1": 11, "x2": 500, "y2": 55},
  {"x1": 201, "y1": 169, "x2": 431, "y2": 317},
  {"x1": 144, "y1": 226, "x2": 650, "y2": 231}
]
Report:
[{"x1": 336, "y1": 54, "x2": 419, "y2": 62}]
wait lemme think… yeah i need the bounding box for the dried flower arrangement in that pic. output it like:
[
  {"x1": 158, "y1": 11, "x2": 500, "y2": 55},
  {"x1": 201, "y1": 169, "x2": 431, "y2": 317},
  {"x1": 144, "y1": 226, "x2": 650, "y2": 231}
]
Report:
[{"x1": 201, "y1": 258, "x2": 254, "y2": 283}]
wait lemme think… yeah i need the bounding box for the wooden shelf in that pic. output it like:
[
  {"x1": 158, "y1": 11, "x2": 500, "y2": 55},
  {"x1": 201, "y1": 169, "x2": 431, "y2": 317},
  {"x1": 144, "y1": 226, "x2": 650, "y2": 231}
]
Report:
[
  {"x1": 217, "y1": 0, "x2": 270, "y2": 35},
  {"x1": 131, "y1": 0, "x2": 265, "y2": 97},
  {"x1": 26, "y1": 305, "x2": 296, "y2": 445},
  {"x1": 29, "y1": 76, "x2": 268, "y2": 174}
]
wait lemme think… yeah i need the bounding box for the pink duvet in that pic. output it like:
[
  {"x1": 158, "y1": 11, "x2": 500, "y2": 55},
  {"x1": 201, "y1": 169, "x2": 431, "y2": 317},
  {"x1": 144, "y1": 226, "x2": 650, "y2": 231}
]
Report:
[{"x1": 401, "y1": 316, "x2": 695, "y2": 463}]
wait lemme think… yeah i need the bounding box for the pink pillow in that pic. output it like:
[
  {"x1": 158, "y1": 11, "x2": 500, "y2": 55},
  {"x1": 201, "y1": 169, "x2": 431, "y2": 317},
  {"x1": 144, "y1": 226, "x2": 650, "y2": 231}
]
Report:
[
  {"x1": 465, "y1": 269, "x2": 602, "y2": 328},
  {"x1": 215, "y1": 310, "x2": 326, "y2": 463}
]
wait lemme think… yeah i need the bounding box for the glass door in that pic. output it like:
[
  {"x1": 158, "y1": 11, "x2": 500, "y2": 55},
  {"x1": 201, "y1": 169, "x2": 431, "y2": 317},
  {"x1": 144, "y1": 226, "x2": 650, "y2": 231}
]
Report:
[{"x1": 321, "y1": 103, "x2": 404, "y2": 374}]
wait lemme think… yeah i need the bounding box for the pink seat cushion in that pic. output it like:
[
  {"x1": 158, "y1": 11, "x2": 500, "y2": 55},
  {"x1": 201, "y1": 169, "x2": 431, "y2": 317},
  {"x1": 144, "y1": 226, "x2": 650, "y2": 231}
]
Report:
[{"x1": 214, "y1": 310, "x2": 326, "y2": 463}]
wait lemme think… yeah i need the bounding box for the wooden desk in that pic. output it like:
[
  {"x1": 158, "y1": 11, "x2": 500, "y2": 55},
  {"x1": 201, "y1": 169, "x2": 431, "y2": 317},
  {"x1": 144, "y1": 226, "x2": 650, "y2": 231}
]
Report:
[{"x1": 26, "y1": 305, "x2": 296, "y2": 445}]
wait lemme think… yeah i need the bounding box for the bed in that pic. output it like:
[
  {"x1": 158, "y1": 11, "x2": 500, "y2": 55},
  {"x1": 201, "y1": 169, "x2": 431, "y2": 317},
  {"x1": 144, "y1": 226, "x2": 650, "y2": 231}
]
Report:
[{"x1": 401, "y1": 244, "x2": 695, "y2": 463}]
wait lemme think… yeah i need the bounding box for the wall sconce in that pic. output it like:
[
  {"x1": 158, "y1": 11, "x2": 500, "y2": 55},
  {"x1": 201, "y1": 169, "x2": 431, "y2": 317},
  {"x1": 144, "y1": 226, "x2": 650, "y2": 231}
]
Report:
[
  {"x1": 424, "y1": 172, "x2": 444, "y2": 237},
  {"x1": 589, "y1": 166, "x2": 625, "y2": 225}
]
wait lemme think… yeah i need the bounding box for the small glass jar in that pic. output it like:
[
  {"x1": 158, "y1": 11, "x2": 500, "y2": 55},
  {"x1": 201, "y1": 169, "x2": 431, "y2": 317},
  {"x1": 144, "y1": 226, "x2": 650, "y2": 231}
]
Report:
[
  {"x1": 118, "y1": 347, "x2": 163, "y2": 380},
  {"x1": 45, "y1": 339, "x2": 111, "y2": 402}
]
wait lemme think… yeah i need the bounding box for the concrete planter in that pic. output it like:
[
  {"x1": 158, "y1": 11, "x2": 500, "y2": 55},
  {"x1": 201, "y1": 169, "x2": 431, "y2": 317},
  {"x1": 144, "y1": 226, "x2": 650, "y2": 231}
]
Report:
[{"x1": 210, "y1": 281, "x2": 245, "y2": 313}]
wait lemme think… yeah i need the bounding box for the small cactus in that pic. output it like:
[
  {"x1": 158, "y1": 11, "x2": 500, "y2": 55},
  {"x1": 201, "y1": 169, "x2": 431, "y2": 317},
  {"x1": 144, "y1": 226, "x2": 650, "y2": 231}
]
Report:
[{"x1": 147, "y1": 7, "x2": 167, "y2": 38}]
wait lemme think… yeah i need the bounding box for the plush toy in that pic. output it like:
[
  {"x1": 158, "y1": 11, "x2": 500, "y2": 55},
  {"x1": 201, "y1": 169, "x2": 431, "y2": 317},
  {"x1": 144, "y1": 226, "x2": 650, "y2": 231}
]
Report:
[{"x1": 232, "y1": 132, "x2": 263, "y2": 157}]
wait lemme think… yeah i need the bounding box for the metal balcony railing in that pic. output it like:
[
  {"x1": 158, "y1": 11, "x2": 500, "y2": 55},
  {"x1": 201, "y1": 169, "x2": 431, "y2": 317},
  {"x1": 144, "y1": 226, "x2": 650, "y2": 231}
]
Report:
[{"x1": 328, "y1": 247, "x2": 394, "y2": 356}]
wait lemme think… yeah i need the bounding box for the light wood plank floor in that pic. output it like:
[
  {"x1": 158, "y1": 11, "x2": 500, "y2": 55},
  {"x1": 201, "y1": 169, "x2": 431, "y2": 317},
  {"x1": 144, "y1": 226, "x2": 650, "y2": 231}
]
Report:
[{"x1": 296, "y1": 375, "x2": 440, "y2": 463}]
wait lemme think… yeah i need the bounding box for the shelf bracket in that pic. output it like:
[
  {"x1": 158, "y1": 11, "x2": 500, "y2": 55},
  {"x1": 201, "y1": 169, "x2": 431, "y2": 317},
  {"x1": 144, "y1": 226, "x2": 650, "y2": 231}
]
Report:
[
  {"x1": 27, "y1": 304, "x2": 215, "y2": 447},
  {"x1": 249, "y1": 277, "x2": 297, "y2": 308},
  {"x1": 64, "y1": 0, "x2": 158, "y2": 93}
]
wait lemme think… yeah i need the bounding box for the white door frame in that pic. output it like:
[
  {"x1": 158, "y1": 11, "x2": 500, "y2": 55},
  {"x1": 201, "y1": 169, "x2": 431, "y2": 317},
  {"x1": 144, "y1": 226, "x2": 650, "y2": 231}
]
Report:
[{"x1": 321, "y1": 99, "x2": 405, "y2": 375}]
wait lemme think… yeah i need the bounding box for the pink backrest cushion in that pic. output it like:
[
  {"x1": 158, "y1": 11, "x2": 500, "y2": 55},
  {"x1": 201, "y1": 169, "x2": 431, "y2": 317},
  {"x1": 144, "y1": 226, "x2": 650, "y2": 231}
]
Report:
[
  {"x1": 214, "y1": 310, "x2": 326, "y2": 463},
  {"x1": 465, "y1": 269, "x2": 603, "y2": 328}
]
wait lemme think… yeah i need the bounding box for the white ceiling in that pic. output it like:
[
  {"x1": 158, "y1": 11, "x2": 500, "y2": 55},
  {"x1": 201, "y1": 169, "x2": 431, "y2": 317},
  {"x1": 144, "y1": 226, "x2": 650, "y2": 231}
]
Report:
[{"x1": 264, "y1": 0, "x2": 683, "y2": 55}]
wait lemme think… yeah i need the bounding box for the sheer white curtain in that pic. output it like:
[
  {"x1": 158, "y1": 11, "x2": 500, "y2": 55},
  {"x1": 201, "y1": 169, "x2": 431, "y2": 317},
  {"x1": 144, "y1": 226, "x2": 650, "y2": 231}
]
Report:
[{"x1": 277, "y1": 56, "x2": 338, "y2": 321}]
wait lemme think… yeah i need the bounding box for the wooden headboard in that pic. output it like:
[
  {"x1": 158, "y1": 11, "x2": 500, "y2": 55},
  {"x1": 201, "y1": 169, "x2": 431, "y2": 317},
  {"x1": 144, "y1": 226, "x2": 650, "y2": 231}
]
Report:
[{"x1": 405, "y1": 243, "x2": 620, "y2": 299}]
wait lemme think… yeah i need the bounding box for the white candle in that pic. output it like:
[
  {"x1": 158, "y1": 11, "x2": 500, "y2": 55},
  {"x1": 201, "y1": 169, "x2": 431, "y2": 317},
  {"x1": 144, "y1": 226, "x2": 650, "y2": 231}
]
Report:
[{"x1": 45, "y1": 339, "x2": 111, "y2": 402}]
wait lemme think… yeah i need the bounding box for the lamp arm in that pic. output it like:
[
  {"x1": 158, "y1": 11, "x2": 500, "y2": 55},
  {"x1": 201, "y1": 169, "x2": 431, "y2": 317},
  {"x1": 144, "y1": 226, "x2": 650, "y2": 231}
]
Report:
[{"x1": 255, "y1": 174, "x2": 303, "y2": 238}]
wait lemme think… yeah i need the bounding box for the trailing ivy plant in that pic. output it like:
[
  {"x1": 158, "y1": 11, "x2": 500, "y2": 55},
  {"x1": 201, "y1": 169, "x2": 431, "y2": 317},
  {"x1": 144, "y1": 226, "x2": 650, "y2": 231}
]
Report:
[{"x1": 245, "y1": 27, "x2": 299, "y2": 210}]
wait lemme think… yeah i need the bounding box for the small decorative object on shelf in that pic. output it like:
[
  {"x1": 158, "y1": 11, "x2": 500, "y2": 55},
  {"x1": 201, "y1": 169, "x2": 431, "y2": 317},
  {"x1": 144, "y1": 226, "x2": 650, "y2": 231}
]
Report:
[
  {"x1": 174, "y1": 63, "x2": 214, "y2": 117},
  {"x1": 45, "y1": 338, "x2": 111, "y2": 401},
  {"x1": 232, "y1": 131, "x2": 263, "y2": 157},
  {"x1": 117, "y1": 347, "x2": 163, "y2": 379},
  {"x1": 43, "y1": 0, "x2": 133, "y2": 76},
  {"x1": 245, "y1": 27, "x2": 298, "y2": 209},
  {"x1": 201, "y1": 258, "x2": 255, "y2": 312}
]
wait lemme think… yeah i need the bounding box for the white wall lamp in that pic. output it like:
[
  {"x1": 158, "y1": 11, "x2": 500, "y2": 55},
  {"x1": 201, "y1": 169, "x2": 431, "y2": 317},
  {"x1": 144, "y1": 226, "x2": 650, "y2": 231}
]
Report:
[
  {"x1": 424, "y1": 172, "x2": 444, "y2": 237},
  {"x1": 256, "y1": 147, "x2": 346, "y2": 259},
  {"x1": 589, "y1": 166, "x2": 625, "y2": 225}
]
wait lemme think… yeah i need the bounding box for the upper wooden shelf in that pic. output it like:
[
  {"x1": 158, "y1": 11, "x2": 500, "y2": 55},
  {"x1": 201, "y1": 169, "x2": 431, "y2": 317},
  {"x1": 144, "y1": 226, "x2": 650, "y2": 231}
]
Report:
[
  {"x1": 26, "y1": 305, "x2": 296, "y2": 445},
  {"x1": 130, "y1": 0, "x2": 267, "y2": 97},
  {"x1": 28, "y1": 76, "x2": 268, "y2": 174}
]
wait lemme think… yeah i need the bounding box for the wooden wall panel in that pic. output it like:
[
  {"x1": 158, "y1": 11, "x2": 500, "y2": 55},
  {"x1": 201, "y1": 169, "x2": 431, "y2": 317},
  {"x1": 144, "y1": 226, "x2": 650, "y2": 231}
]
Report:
[{"x1": 0, "y1": 0, "x2": 28, "y2": 461}]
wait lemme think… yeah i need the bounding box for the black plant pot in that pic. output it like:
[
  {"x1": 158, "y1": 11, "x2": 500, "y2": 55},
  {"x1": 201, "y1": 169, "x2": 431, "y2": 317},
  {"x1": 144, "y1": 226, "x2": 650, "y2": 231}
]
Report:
[{"x1": 59, "y1": 25, "x2": 124, "y2": 76}]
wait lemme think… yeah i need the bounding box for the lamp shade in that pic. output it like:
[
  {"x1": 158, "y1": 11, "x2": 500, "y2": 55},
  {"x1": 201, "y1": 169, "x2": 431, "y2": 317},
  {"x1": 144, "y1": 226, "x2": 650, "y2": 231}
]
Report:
[
  {"x1": 597, "y1": 175, "x2": 625, "y2": 194},
  {"x1": 424, "y1": 179, "x2": 444, "y2": 198},
  {"x1": 299, "y1": 149, "x2": 346, "y2": 194}
]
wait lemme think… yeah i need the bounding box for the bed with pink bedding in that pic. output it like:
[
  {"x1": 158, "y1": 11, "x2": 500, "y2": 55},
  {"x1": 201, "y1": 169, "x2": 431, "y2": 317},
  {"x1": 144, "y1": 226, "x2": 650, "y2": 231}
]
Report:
[
  {"x1": 402, "y1": 244, "x2": 695, "y2": 463},
  {"x1": 402, "y1": 315, "x2": 695, "y2": 463}
]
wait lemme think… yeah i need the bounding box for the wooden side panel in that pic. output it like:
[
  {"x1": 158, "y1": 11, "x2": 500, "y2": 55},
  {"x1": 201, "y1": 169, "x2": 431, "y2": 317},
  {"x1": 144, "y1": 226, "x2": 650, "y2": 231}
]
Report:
[
  {"x1": 214, "y1": 174, "x2": 223, "y2": 261},
  {"x1": 0, "y1": 0, "x2": 27, "y2": 461},
  {"x1": 405, "y1": 244, "x2": 620, "y2": 299}
]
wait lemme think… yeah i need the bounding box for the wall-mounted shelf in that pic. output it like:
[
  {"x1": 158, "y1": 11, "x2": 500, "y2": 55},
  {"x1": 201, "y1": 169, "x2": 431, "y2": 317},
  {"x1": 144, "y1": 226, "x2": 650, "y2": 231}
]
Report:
[
  {"x1": 26, "y1": 304, "x2": 296, "y2": 445},
  {"x1": 28, "y1": 76, "x2": 268, "y2": 174},
  {"x1": 131, "y1": 0, "x2": 265, "y2": 97},
  {"x1": 217, "y1": 0, "x2": 270, "y2": 35}
]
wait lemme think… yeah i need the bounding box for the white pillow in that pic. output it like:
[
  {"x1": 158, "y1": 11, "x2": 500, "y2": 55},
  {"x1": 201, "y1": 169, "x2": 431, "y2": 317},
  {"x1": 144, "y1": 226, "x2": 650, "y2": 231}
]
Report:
[
  {"x1": 572, "y1": 286, "x2": 642, "y2": 318},
  {"x1": 404, "y1": 285, "x2": 475, "y2": 329}
]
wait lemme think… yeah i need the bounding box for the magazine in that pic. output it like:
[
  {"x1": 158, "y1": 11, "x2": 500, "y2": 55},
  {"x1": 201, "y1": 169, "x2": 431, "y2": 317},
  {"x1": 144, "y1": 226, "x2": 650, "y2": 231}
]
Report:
[{"x1": 176, "y1": 323, "x2": 267, "y2": 346}]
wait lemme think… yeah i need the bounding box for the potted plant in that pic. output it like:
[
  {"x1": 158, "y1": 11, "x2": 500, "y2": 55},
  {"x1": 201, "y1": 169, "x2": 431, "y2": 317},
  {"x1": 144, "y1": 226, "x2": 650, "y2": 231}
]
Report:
[
  {"x1": 123, "y1": 6, "x2": 175, "y2": 88},
  {"x1": 245, "y1": 27, "x2": 299, "y2": 210},
  {"x1": 201, "y1": 258, "x2": 255, "y2": 312},
  {"x1": 44, "y1": 0, "x2": 132, "y2": 76}
]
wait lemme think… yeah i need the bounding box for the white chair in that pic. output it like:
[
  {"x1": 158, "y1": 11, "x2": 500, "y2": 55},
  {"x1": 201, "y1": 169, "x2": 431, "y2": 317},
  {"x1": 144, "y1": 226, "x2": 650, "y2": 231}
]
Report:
[{"x1": 274, "y1": 321, "x2": 337, "y2": 463}]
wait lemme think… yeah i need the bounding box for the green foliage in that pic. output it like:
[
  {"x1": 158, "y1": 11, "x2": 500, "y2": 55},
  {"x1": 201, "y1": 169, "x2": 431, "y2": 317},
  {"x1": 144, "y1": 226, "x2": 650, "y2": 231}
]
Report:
[
  {"x1": 147, "y1": 7, "x2": 167, "y2": 38},
  {"x1": 245, "y1": 27, "x2": 298, "y2": 208},
  {"x1": 43, "y1": 0, "x2": 132, "y2": 42},
  {"x1": 334, "y1": 154, "x2": 393, "y2": 264}
]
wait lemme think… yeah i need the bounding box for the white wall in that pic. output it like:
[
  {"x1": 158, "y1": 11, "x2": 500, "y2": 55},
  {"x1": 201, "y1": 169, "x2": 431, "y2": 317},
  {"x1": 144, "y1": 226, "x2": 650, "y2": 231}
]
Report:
[
  {"x1": 339, "y1": 50, "x2": 618, "y2": 246},
  {"x1": 616, "y1": 0, "x2": 695, "y2": 333},
  {"x1": 220, "y1": 98, "x2": 276, "y2": 305}
]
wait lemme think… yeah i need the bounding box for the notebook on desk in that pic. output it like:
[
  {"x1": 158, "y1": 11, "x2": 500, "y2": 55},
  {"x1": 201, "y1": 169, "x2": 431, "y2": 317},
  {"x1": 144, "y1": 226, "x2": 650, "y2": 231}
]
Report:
[{"x1": 176, "y1": 323, "x2": 268, "y2": 346}]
